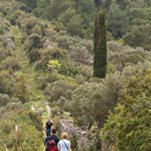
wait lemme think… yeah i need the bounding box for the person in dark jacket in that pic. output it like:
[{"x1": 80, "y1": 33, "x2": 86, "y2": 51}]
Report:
[
  {"x1": 44, "y1": 128, "x2": 59, "y2": 151},
  {"x1": 45, "y1": 119, "x2": 53, "y2": 136}
]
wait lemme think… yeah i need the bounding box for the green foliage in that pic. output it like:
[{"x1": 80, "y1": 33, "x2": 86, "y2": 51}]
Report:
[
  {"x1": 35, "y1": 47, "x2": 66, "y2": 70},
  {"x1": 64, "y1": 73, "x2": 122, "y2": 128},
  {"x1": 26, "y1": 111, "x2": 43, "y2": 131},
  {"x1": 70, "y1": 134, "x2": 78, "y2": 150},
  {"x1": 0, "y1": 27, "x2": 4, "y2": 34},
  {"x1": 1, "y1": 1, "x2": 151, "y2": 150},
  {"x1": 17, "y1": 0, "x2": 37, "y2": 9},
  {"x1": 9, "y1": 9, "x2": 25, "y2": 25},
  {"x1": 28, "y1": 48, "x2": 41, "y2": 63},
  {"x1": 0, "y1": 70, "x2": 29, "y2": 103},
  {"x1": 25, "y1": 33, "x2": 42, "y2": 52},
  {"x1": 45, "y1": 79, "x2": 77, "y2": 102},
  {"x1": 0, "y1": 93, "x2": 10, "y2": 107},
  {"x1": 0, "y1": 56, "x2": 22, "y2": 71},
  {"x1": 123, "y1": 24, "x2": 151, "y2": 50},
  {"x1": 0, "y1": 48, "x2": 12, "y2": 62},
  {"x1": 47, "y1": 59, "x2": 62, "y2": 71},
  {"x1": 21, "y1": 16, "x2": 39, "y2": 36},
  {"x1": 101, "y1": 71, "x2": 151, "y2": 151},
  {"x1": 93, "y1": 10, "x2": 107, "y2": 78},
  {"x1": 0, "y1": 102, "x2": 43, "y2": 151},
  {"x1": 59, "y1": 60, "x2": 81, "y2": 76},
  {"x1": 0, "y1": 70, "x2": 15, "y2": 96},
  {"x1": 66, "y1": 14, "x2": 83, "y2": 37},
  {"x1": 34, "y1": 0, "x2": 96, "y2": 38},
  {"x1": 107, "y1": 1, "x2": 128, "y2": 38},
  {"x1": 107, "y1": 41, "x2": 149, "y2": 71},
  {"x1": 13, "y1": 72, "x2": 28, "y2": 103}
]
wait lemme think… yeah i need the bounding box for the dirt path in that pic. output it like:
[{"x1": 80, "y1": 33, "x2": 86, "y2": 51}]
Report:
[{"x1": 10, "y1": 25, "x2": 50, "y2": 151}]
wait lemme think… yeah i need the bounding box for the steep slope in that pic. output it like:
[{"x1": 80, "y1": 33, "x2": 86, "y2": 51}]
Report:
[{"x1": 10, "y1": 25, "x2": 46, "y2": 102}]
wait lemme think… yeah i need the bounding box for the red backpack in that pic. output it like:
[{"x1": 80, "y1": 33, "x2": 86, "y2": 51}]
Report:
[{"x1": 47, "y1": 140, "x2": 58, "y2": 151}]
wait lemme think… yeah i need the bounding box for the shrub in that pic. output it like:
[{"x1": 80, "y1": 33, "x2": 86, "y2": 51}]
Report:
[
  {"x1": 59, "y1": 60, "x2": 80, "y2": 76},
  {"x1": 0, "y1": 93, "x2": 10, "y2": 107},
  {"x1": 69, "y1": 44, "x2": 89, "y2": 64},
  {"x1": 101, "y1": 70, "x2": 151, "y2": 151},
  {"x1": 36, "y1": 72, "x2": 60, "y2": 89},
  {"x1": 24, "y1": 33, "x2": 42, "y2": 52},
  {"x1": 55, "y1": 35, "x2": 74, "y2": 49},
  {"x1": 0, "y1": 47, "x2": 12, "y2": 61},
  {"x1": 35, "y1": 47, "x2": 66, "y2": 70},
  {"x1": 64, "y1": 72, "x2": 123, "y2": 128},
  {"x1": 0, "y1": 70, "x2": 15, "y2": 95},
  {"x1": 28, "y1": 48, "x2": 41, "y2": 63},
  {"x1": 0, "y1": 56, "x2": 21, "y2": 71},
  {"x1": 21, "y1": 16, "x2": 39, "y2": 35},
  {"x1": 45, "y1": 79, "x2": 76, "y2": 101}
]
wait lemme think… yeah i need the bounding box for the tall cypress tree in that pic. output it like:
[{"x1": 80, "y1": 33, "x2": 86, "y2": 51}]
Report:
[
  {"x1": 93, "y1": 10, "x2": 107, "y2": 78},
  {"x1": 94, "y1": 0, "x2": 100, "y2": 8}
]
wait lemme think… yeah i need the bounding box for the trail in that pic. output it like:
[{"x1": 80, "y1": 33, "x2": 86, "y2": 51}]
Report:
[
  {"x1": 10, "y1": 25, "x2": 51, "y2": 151},
  {"x1": 10, "y1": 26, "x2": 46, "y2": 103}
]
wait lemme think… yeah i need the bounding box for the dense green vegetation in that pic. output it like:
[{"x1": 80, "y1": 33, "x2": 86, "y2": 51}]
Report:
[
  {"x1": 0, "y1": 0, "x2": 151, "y2": 151},
  {"x1": 93, "y1": 10, "x2": 107, "y2": 78},
  {"x1": 101, "y1": 71, "x2": 151, "y2": 151}
]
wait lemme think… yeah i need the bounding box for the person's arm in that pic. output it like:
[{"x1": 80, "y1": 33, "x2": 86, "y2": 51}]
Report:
[
  {"x1": 57, "y1": 142, "x2": 60, "y2": 151},
  {"x1": 55, "y1": 137, "x2": 60, "y2": 144},
  {"x1": 68, "y1": 144, "x2": 72, "y2": 151},
  {"x1": 68, "y1": 141, "x2": 72, "y2": 151}
]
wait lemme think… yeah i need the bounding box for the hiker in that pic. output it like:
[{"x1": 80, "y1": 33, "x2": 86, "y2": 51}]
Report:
[
  {"x1": 38, "y1": 109, "x2": 43, "y2": 116},
  {"x1": 44, "y1": 128, "x2": 59, "y2": 151},
  {"x1": 57, "y1": 132, "x2": 72, "y2": 151},
  {"x1": 46, "y1": 119, "x2": 53, "y2": 136}
]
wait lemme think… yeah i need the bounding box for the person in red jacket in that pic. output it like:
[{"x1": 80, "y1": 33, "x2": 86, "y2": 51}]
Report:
[{"x1": 44, "y1": 128, "x2": 59, "y2": 151}]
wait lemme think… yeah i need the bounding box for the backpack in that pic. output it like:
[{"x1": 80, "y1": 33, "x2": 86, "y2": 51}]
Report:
[{"x1": 47, "y1": 140, "x2": 58, "y2": 151}]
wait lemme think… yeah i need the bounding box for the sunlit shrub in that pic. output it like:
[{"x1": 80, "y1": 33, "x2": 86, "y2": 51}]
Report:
[
  {"x1": 35, "y1": 47, "x2": 66, "y2": 70},
  {"x1": 45, "y1": 79, "x2": 77, "y2": 101}
]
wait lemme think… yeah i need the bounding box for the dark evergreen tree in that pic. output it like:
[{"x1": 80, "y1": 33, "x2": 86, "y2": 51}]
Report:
[
  {"x1": 93, "y1": 10, "x2": 107, "y2": 78},
  {"x1": 94, "y1": 0, "x2": 100, "y2": 8},
  {"x1": 17, "y1": 0, "x2": 37, "y2": 9}
]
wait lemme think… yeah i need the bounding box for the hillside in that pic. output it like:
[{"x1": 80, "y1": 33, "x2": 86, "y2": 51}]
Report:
[{"x1": 0, "y1": 0, "x2": 151, "y2": 151}]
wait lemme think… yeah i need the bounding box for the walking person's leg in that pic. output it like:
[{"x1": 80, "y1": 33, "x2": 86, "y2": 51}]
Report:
[
  {"x1": 48, "y1": 128, "x2": 51, "y2": 136},
  {"x1": 46, "y1": 128, "x2": 49, "y2": 137}
]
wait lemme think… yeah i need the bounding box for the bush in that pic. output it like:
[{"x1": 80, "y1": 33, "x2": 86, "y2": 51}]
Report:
[
  {"x1": 21, "y1": 16, "x2": 39, "y2": 35},
  {"x1": 101, "y1": 71, "x2": 151, "y2": 151},
  {"x1": 64, "y1": 72, "x2": 123, "y2": 128},
  {"x1": 0, "y1": 56, "x2": 22, "y2": 71},
  {"x1": 0, "y1": 47, "x2": 12, "y2": 61},
  {"x1": 0, "y1": 70, "x2": 15, "y2": 95},
  {"x1": 28, "y1": 48, "x2": 41, "y2": 63},
  {"x1": 0, "y1": 93, "x2": 10, "y2": 107},
  {"x1": 35, "y1": 47, "x2": 66, "y2": 70},
  {"x1": 24, "y1": 33, "x2": 42, "y2": 52},
  {"x1": 59, "y1": 60, "x2": 80, "y2": 76},
  {"x1": 69, "y1": 43, "x2": 89, "y2": 64},
  {"x1": 55, "y1": 35, "x2": 74, "y2": 49},
  {"x1": 45, "y1": 79, "x2": 77, "y2": 101}
]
